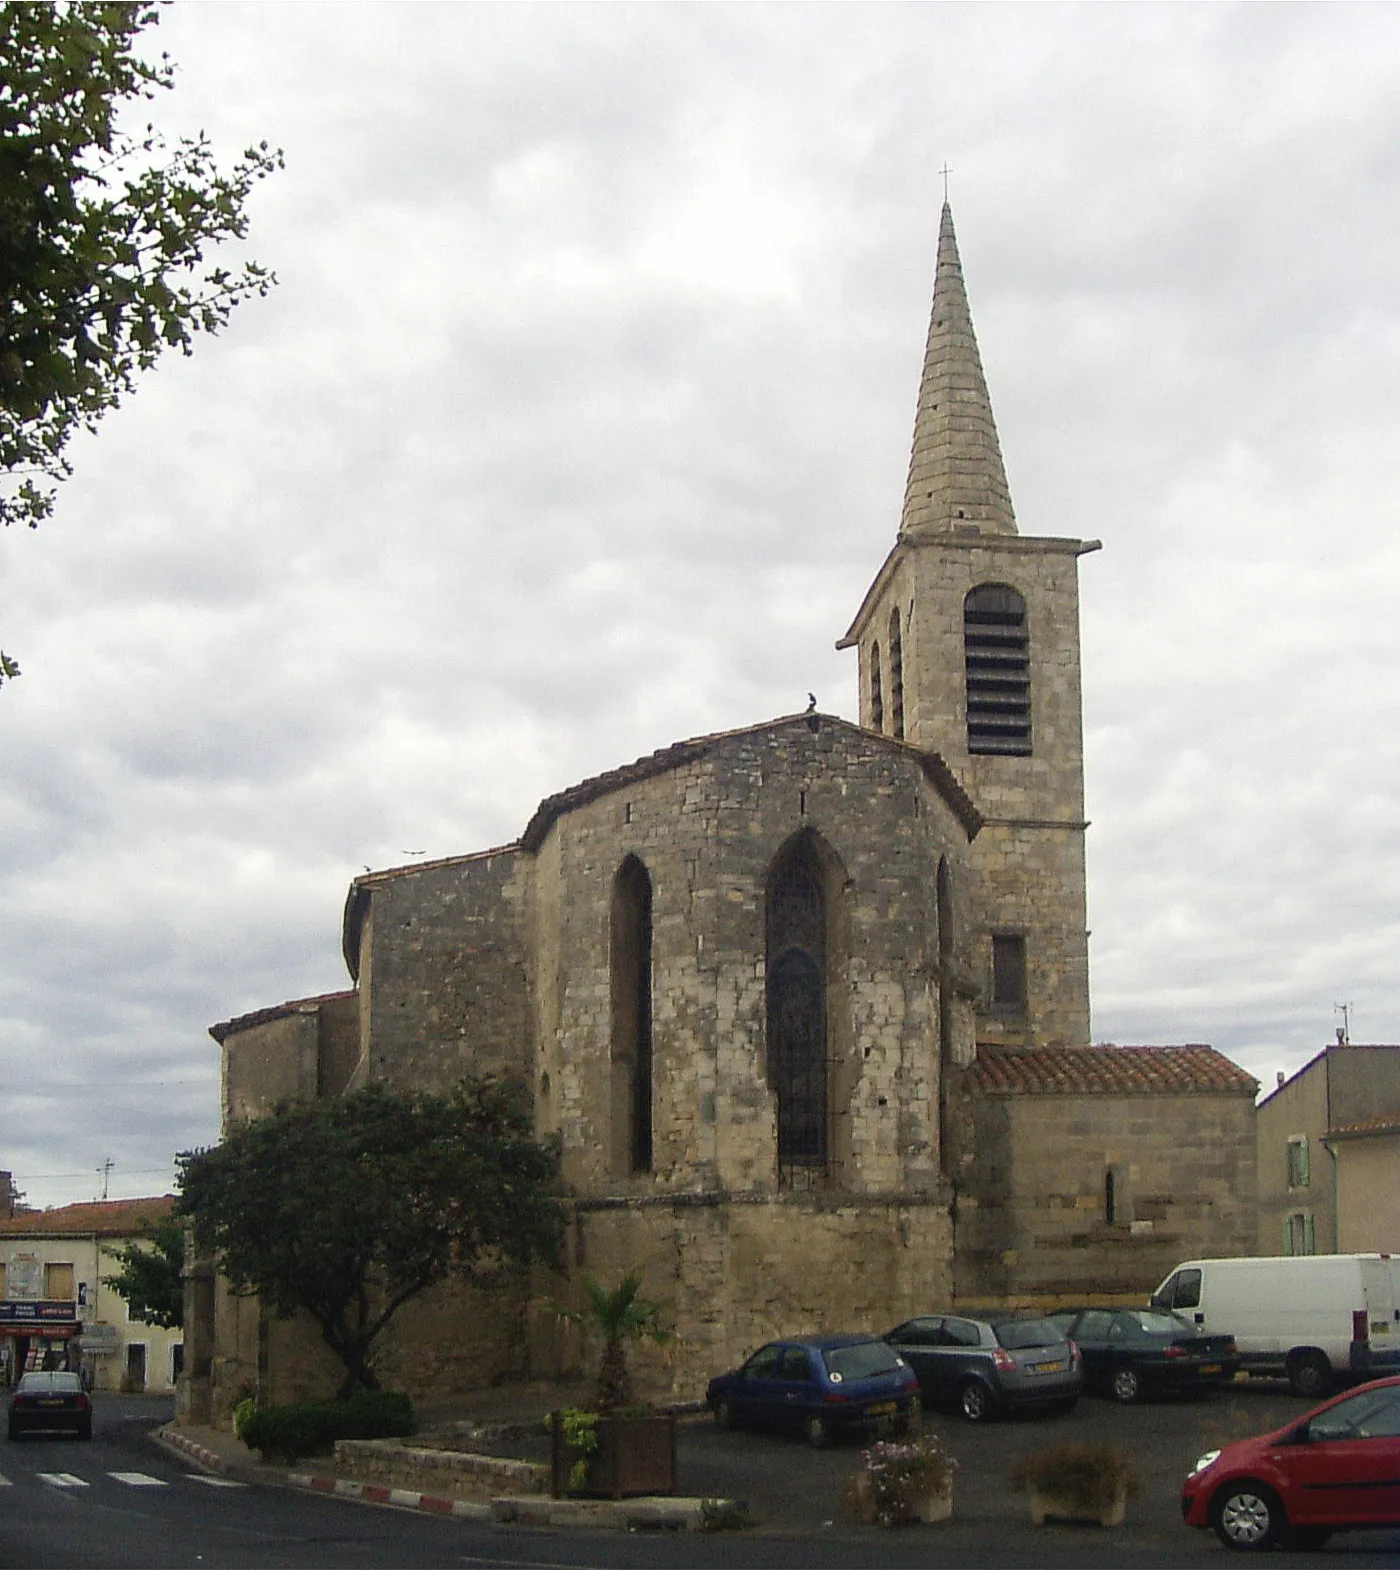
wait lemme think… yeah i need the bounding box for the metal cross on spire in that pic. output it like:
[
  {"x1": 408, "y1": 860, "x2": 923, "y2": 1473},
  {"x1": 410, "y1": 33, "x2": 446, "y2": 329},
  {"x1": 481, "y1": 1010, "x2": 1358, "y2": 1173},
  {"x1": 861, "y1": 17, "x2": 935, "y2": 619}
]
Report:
[{"x1": 940, "y1": 162, "x2": 952, "y2": 202}]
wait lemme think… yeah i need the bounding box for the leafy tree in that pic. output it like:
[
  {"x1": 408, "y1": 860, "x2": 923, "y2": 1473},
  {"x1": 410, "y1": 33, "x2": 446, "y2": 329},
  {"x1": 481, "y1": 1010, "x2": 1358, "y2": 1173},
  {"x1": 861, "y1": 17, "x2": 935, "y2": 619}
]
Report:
[
  {"x1": 176, "y1": 1079, "x2": 564, "y2": 1399},
  {"x1": 102, "y1": 1210, "x2": 184, "y2": 1328},
  {"x1": 555, "y1": 1270, "x2": 672, "y2": 1413},
  {"x1": 0, "y1": 1, "x2": 282, "y2": 683}
]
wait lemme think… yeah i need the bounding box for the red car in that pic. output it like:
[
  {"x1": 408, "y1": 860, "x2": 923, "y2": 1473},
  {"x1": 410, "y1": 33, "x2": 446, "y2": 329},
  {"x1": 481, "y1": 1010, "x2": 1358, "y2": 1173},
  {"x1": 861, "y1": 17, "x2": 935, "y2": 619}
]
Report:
[{"x1": 1181, "y1": 1374, "x2": 1400, "y2": 1549}]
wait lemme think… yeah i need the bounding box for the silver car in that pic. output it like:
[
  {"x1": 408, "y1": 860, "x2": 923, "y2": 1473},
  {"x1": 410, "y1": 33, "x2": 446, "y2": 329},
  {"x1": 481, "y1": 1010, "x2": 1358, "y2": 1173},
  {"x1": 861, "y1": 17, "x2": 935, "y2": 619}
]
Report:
[{"x1": 884, "y1": 1313, "x2": 1083, "y2": 1421}]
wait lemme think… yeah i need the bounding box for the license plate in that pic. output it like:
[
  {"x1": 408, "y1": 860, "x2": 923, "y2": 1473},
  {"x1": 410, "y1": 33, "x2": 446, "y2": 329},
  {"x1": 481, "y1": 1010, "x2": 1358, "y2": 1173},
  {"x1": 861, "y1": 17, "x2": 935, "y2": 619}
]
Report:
[
  {"x1": 37, "y1": 1398, "x2": 65, "y2": 1407},
  {"x1": 865, "y1": 1401, "x2": 897, "y2": 1417},
  {"x1": 1032, "y1": 1360, "x2": 1066, "y2": 1375},
  {"x1": 1199, "y1": 1364, "x2": 1221, "y2": 1376}
]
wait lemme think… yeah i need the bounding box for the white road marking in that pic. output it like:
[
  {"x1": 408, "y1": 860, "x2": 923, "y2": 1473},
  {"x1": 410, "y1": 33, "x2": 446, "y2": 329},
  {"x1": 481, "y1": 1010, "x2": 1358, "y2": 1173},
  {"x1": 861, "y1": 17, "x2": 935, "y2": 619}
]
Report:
[
  {"x1": 0, "y1": 1472, "x2": 11, "y2": 1487},
  {"x1": 38, "y1": 1472, "x2": 88, "y2": 1488},
  {"x1": 189, "y1": 1474, "x2": 245, "y2": 1488},
  {"x1": 109, "y1": 1471, "x2": 167, "y2": 1487}
]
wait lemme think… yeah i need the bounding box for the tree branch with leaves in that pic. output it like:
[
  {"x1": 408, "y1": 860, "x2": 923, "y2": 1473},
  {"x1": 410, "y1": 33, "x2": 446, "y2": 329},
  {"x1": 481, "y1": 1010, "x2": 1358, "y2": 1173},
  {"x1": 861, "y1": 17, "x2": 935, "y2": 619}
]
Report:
[
  {"x1": 0, "y1": 0, "x2": 282, "y2": 683},
  {"x1": 177, "y1": 1079, "x2": 564, "y2": 1400}
]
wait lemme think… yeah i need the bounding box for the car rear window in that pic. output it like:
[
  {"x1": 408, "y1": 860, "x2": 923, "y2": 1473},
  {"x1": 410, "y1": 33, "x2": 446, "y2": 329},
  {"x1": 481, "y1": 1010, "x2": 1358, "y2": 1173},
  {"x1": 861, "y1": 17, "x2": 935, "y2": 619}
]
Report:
[
  {"x1": 17, "y1": 1372, "x2": 81, "y2": 1393},
  {"x1": 992, "y1": 1317, "x2": 1066, "y2": 1351},
  {"x1": 823, "y1": 1340, "x2": 904, "y2": 1380},
  {"x1": 1124, "y1": 1310, "x2": 1184, "y2": 1335}
]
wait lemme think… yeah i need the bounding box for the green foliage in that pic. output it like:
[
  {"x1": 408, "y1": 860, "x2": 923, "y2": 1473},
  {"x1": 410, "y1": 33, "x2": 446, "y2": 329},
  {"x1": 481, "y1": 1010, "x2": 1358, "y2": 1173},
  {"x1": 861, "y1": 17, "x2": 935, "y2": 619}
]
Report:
[
  {"x1": 177, "y1": 1078, "x2": 563, "y2": 1398},
  {"x1": 549, "y1": 1407, "x2": 600, "y2": 1494},
  {"x1": 238, "y1": 1390, "x2": 416, "y2": 1463},
  {"x1": 552, "y1": 1270, "x2": 673, "y2": 1413},
  {"x1": 0, "y1": 1, "x2": 281, "y2": 681},
  {"x1": 101, "y1": 1210, "x2": 184, "y2": 1328},
  {"x1": 232, "y1": 1396, "x2": 256, "y2": 1444}
]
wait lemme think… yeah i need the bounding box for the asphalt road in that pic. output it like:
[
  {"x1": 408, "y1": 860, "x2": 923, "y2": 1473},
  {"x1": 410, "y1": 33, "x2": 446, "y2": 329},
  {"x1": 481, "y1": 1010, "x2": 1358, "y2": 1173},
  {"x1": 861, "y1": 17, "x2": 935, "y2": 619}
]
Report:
[{"x1": 2, "y1": 1385, "x2": 1399, "y2": 1568}]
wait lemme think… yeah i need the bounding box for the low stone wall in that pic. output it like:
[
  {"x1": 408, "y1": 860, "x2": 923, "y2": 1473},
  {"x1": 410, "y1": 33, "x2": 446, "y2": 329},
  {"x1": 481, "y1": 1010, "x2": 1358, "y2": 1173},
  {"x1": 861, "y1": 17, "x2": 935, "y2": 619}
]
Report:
[{"x1": 333, "y1": 1439, "x2": 547, "y2": 1497}]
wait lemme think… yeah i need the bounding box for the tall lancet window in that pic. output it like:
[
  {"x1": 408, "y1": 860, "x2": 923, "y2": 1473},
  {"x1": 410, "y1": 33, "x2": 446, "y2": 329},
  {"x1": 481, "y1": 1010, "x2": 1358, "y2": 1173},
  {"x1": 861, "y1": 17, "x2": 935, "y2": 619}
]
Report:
[
  {"x1": 888, "y1": 607, "x2": 905, "y2": 740},
  {"x1": 869, "y1": 642, "x2": 884, "y2": 733},
  {"x1": 610, "y1": 855, "x2": 653, "y2": 1175},
  {"x1": 964, "y1": 584, "x2": 1031, "y2": 755},
  {"x1": 766, "y1": 831, "x2": 829, "y2": 1188}
]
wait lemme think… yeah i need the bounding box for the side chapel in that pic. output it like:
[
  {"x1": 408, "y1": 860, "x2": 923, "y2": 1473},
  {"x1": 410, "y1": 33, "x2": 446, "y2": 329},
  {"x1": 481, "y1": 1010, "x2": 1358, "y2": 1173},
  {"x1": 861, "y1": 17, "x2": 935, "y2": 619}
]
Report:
[{"x1": 186, "y1": 205, "x2": 1257, "y2": 1419}]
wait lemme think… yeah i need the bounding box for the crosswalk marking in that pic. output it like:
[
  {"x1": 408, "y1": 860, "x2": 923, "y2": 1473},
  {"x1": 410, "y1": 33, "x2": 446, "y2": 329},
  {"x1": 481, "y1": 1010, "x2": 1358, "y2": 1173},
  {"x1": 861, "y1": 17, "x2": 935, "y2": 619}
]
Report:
[
  {"x1": 109, "y1": 1471, "x2": 166, "y2": 1487},
  {"x1": 38, "y1": 1472, "x2": 88, "y2": 1488},
  {"x1": 0, "y1": 1472, "x2": 11, "y2": 1487},
  {"x1": 189, "y1": 1474, "x2": 245, "y2": 1488}
]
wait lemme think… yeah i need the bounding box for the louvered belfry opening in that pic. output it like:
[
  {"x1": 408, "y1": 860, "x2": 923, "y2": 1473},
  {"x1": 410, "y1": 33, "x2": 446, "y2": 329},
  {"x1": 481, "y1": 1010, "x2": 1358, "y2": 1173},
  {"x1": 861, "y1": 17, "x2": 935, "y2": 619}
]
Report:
[
  {"x1": 766, "y1": 832, "x2": 829, "y2": 1189},
  {"x1": 964, "y1": 583, "x2": 1031, "y2": 755}
]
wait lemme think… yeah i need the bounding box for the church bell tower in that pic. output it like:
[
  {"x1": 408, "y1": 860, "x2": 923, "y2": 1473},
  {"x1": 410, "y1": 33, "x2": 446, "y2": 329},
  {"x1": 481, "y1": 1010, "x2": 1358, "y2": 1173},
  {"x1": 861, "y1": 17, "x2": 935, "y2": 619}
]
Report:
[{"x1": 839, "y1": 203, "x2": 1098, "y2": 1049}]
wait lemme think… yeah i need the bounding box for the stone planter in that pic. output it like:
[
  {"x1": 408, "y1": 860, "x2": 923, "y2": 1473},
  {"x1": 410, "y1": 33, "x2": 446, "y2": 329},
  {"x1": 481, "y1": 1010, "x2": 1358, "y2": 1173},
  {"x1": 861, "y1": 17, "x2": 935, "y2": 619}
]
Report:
[
  {"x1": 550, "y1": 1411, "x2": 676, "y2": 1499},
  {"x1": 1027, "y1": 1482, "x2": 1127, "y2": 1527},
  {"x1": 915, "y1": 1481, "x2": 954, "y2": 1523}
]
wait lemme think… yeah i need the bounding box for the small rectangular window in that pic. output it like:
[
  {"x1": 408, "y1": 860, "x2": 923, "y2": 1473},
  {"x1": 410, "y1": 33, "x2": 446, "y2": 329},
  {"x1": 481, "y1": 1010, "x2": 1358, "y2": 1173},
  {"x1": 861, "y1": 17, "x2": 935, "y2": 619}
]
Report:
[
  {"x1": 1286, "y1": 1211, "x2": 1316, "y2": 1256},
  {"x1": 991, "y1": 933, "x2": 1027, "y2": 1012},
  {"x1": 1287, "y1": 1135, "x2": 1310, "y2": 1189}
]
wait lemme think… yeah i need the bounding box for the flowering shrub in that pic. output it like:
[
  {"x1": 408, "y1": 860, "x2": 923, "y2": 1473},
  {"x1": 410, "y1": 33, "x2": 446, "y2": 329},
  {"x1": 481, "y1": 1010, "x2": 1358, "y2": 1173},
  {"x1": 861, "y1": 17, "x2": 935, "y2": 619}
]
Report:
[
  {"x1": 1010, "y1": 1442, "x2": 1141, "y2": 1514},
  {"x1": 844, "y1": 1433, "x2": 957, "y2": 1527}
]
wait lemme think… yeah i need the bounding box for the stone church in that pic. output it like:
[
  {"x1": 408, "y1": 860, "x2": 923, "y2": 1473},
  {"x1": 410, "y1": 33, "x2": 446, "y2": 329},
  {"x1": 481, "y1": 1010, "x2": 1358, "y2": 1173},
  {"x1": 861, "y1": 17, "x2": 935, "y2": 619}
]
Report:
[{"x1": 188, "y1": 205, "x2": 1257, "y2": 1418}]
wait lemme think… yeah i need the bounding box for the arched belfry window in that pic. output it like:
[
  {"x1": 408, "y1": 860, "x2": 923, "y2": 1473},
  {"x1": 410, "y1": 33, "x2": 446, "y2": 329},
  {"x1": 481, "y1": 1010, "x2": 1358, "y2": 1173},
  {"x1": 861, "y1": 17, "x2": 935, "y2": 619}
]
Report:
[
  {"x1": 766, "y1": 832, "x2": 829, "y2": 1187},
  {"x1": 610, "y1": 855, "x2": 653, "y2": 1175},
  {"x1": 888, "y1": 608, "x2": 905, "y2": 740},
  {"x1": 964, "y1": 584, "x2": 1031, "y2": 755},
  {"x1": 869, "y1": 642, "x2": 884, "y2": 733}
]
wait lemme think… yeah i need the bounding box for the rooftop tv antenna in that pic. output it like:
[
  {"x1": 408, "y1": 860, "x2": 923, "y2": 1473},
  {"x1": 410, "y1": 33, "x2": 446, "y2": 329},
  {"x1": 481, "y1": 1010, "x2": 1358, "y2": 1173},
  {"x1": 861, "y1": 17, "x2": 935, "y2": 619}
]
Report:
[{"x1": 97, "y1": 1156, "x2": 113, "y2": 1201}]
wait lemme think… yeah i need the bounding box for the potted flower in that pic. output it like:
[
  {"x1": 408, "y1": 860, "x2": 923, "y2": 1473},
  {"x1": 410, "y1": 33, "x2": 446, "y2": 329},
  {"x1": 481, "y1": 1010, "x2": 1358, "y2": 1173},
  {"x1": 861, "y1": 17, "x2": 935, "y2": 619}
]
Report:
[
  {"x1": 549, "y1": 1271, "x2": 676, "y2": 1498},
  {"x1": 844, "y1": 1432, "x2": 957, "y2": 1526},
  {"x1": 1010, "y1": 1442, "x2": 1140, "y2": 1527}
]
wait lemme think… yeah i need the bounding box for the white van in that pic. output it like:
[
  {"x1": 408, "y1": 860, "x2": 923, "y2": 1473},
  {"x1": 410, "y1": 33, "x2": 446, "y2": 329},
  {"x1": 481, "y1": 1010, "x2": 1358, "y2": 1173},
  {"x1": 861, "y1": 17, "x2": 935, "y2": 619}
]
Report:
[{"x1": 1151, "y1": 1254, "x2": 1400, "y2": 1396}]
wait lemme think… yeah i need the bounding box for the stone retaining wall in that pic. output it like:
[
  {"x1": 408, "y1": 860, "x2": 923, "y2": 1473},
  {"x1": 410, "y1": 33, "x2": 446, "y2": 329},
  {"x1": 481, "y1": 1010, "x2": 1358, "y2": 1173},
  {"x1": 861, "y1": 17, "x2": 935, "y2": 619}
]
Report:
[{"x1": 333, "y1": 1439, "x2": 547, "y2": 1497}]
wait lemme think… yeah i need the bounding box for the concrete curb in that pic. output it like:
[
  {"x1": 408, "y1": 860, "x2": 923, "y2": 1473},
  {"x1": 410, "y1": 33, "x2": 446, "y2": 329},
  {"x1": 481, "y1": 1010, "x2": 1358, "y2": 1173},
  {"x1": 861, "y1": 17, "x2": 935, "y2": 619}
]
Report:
[{"x1": 156, "y1": 1423, "x2": 712, "y2": 1530}]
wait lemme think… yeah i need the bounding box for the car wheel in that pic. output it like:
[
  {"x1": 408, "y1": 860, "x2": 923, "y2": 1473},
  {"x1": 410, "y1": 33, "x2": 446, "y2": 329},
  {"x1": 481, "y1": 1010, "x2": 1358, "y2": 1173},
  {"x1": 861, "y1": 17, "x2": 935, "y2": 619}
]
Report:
[
  {"x1": 1110, "y1": 1366, "x2": 1141, "y2": 1404},
  {"x1": 804, "y1": 1413, "x2": 831, "y2": 1449},
  {"x1": 713, "y1": 1396, "x2": 734, "y2": 1431},
  {"x1": 1212, "y1": 1481, "x2": 1282, "y2": 1550},
  {"x1": 1288, "y1": 1352, "x2": 1332, "y2": 1399},
  {"x1": 958, "y1": 1380, "x2": 992, "y2": 1422}
]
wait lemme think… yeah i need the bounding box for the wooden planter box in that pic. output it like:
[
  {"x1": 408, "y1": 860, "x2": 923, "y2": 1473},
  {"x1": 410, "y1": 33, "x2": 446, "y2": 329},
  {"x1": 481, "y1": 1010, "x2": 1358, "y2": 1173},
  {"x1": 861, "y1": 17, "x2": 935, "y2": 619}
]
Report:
[{"x1": 550, "y1": 1411, "x2": 677, "y2": 1499}]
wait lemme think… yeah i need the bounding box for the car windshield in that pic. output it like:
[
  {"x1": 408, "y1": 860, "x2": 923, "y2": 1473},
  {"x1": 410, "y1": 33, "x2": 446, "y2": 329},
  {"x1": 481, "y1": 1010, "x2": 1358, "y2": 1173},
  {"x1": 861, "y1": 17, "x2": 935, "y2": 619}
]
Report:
[
  {"x1": 823, "y1": 1341, "x2": 903, "y2": 1380},
  {"x1": 993, "y1": 1318, "x2": 1065, "y2": 1351}
]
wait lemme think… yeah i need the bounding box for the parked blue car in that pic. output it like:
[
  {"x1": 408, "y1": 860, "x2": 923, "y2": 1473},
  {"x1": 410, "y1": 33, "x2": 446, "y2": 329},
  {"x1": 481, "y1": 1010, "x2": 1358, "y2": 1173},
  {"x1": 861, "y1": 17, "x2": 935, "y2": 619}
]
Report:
[{"x1": 706, "y1": 1334, "x2": 921, "y2": 1447}]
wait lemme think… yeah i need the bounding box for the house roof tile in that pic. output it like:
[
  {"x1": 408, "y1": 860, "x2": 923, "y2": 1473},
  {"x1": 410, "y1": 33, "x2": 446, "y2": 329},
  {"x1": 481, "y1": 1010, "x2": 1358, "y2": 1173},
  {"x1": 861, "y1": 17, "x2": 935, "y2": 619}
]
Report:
[
  {"x1": 968, "y1": 1044, "x2": 1257, "y2": 1096},
  {"x1": 0, "y1": 1195, "x2": 175, "y2": 1238}
]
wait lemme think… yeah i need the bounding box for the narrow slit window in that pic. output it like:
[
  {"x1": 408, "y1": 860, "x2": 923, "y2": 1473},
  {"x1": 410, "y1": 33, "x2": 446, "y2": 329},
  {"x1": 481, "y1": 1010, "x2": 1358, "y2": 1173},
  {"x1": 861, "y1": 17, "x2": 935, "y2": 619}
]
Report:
[
  {"x1": 869, "y1": 641, "x2": 884, "y2": 733},
  {"x1": 991, "y1": 932, "x2": 1026, "y2": 1013}
]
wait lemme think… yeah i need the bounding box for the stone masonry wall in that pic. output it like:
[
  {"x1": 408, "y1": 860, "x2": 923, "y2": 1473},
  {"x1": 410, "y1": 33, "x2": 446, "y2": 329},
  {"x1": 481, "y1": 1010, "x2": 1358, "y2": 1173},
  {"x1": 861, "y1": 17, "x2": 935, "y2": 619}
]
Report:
[
  {"x1": 361, "y1": 850, "x2": 535, "y2": 1095},
  {"x1": 533, "y1": 718, "x2": 974, "y2": 1200},
  {"x1": 955, "y1": 1088, "x2": 1257, "y2": 1306},
  {"x1": 854, "y1": 536, "x2": 1092, "y2": 1051}
]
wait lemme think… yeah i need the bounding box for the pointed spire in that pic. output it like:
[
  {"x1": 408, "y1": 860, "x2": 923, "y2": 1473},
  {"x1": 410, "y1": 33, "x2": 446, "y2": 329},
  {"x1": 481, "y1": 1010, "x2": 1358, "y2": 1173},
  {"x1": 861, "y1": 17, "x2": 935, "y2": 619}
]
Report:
[{"x1": 899, "y1": 203, "x2": 1017, "y2": 540}]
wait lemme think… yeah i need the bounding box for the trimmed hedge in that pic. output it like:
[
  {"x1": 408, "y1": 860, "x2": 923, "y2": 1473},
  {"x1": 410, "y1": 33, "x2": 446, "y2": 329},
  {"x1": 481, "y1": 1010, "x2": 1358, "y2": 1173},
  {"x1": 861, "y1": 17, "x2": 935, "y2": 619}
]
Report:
[{"x1": 239, "y1": 1390, "x2": 417, "y2": 1462}]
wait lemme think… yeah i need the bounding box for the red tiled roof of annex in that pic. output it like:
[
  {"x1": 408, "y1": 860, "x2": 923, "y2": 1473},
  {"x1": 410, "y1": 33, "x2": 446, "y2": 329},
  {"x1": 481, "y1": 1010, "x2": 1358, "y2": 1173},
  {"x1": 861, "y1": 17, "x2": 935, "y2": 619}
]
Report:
[
  {"x1": 0, "y1": 1195, "x2": 176, "y2": 1238},
  {"x1": 968, "y1": 1045, "x2": 1257, "y2": 1096},
  {"x1": 1328, "y1": 1112, "x2": 1400, "y2": 1140}
]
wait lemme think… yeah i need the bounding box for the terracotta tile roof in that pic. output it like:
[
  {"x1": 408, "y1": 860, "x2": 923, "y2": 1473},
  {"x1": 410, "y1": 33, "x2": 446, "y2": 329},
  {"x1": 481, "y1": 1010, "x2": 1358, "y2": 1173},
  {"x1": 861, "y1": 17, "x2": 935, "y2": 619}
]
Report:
[
  {"x1": 209, "y1": 989, "x2": 356, "y2": 1044},
  {"x1": 0, "y1": 1195, "x2": 175, "y2": 1238},
  {"x1": 968, "y1": 1044, "x2": 1258, "y2": 1096},
  {"x1": 1328, "y1": 1113, "x2": 1400, "y2": 1140}
]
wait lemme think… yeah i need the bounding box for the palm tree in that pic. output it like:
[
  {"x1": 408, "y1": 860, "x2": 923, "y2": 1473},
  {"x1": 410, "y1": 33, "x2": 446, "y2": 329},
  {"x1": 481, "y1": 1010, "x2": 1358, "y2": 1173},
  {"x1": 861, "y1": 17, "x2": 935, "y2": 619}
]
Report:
[{"x1": 558, "y1": 1271, "x2": 672, "y2": 1412}]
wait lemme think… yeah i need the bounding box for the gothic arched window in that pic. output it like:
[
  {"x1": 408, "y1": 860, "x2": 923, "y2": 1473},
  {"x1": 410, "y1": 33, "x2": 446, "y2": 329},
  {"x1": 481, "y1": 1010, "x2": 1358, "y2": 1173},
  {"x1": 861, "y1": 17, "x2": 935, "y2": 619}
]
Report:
[
  {"x1": 766, "y1": 833, "x2": 829, "y2": 1187},
  {"x1": 888, "y1": 607, "x2": 905, "y2": 740},
  {"x1": 610, "y1": 855, "x2": 653, "y2": 1174},
  {"x1": 964, "y1": 584, "x2": 1031, "y2": 755}
]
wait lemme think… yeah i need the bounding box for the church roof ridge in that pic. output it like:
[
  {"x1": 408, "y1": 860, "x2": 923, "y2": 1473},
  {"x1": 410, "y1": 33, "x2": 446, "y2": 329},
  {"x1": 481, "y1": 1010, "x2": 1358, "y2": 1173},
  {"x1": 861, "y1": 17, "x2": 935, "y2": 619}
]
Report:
[
  {"x1": 520, "y1": 711, "x2": 982, "y2": 851},
  {"x1": 968, "y1": 1043, "x2": 1258, "y2": 1096},
  {"x1": 899, "y1": 202, "x2": 1017, "y2": 542}
]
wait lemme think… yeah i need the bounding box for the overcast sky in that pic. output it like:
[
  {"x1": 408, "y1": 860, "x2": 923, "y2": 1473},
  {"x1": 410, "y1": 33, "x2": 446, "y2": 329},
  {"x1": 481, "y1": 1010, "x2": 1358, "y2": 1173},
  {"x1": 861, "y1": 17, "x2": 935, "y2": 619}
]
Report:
[{"x1": 3, "y1": 2, "x2": 1399, "y2": 1210}]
